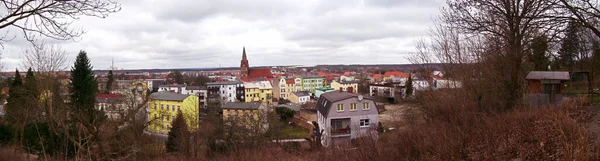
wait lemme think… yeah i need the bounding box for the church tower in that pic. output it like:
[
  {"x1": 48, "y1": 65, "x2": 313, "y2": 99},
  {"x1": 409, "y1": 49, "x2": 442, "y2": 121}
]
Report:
[{"x1": 240, "y1": 47, "x2": 249, "y2": 78}]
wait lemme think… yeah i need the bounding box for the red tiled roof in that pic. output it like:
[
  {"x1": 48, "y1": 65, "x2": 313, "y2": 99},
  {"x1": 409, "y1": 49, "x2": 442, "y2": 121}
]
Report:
[
  {"x1": 316, "y1": 72, "x2": 328, "y2": 77},
  {"x1": 96, "y1": 94, "x2": 123, "y2": 99},
  {"x1": 343, "y1": 72, "x2": 356, "y2": 76},
  {"x1": 373, "y1": 74, "x2": 383, "y2": 80},
  {"x1": 248, "y1": 68, "x2": 273, "y2": 78},
  {"x1": 286, "y1": 79, "x2": 295, "y2": 84},
  {"x1": 384, "y1": 71, "x2": 408, "y2": 78},
  {"x1": 326, "y1": 76, "x2": 334, "y2": 81}
]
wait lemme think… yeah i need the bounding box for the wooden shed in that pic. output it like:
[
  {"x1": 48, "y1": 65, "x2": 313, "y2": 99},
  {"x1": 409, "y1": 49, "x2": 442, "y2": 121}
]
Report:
[{"x1": 525, "y1": 71, "x2": 570, "y2": 106}]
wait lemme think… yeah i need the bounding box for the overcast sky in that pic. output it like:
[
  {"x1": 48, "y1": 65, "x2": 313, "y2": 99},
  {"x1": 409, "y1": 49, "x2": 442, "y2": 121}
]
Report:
[{"x1": 1, "y1": 0, "x2": 444, "y2": 70}]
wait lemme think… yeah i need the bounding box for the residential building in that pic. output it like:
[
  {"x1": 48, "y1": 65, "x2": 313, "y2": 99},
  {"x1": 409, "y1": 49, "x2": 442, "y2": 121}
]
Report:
[
  {"x1": 290, "y1": 91, "x2": 310, "y2": 104},
  {"x1": 96, "y1": 94, "x2": 124, "y2": 120},
  {"x1": 299, "y1": 75, "x2": 325, "y2": 94},
  {"x1": 340, "y1": 75, "x2": 356, "y2": 82},
  {"x1": 207, "y1": 81, "x2": 243, "y2": 104},
  {"x1": 186, "y1": 86, "x2": 208, "y2": 108},
  {"x1": 244, "y1": 81, "x2": 273, "y2": 104},
  {"x1": 369, "y1": 84, "x2": 395, "y2": 98},
  {"x1": 331, "y1": 80, "x2": 358, "y2": 93},
  {"x1": 316, "y1": 92, "x2": 379, "y2": 147},
  {"x1": 158, "y1": 84, "x2": 186, "y2": 94},
  {"x1": 222, "y1": 102, "x2": 268, "y2": 131},
  {"x1": 147, "y1": 92, "x2": 199, "y2": 134},
  {"x1": 273, "y1": 77, "x2": 296, "y2": 100},
  {"x1": 315, "y1": 87, "x2": 335, "y2": 98},
  {"x1": 383, "y1": 71, "x2": 408, "y2": 81}
]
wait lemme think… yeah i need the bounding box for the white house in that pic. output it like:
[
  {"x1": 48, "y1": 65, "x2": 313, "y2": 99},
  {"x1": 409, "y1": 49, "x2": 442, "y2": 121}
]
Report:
[
  {"x1": 207, "y1": 81, "x2": 242, "y2": 103},
  {"x1": 316, "y1": 92, "x2": 379, "y2": 147}
]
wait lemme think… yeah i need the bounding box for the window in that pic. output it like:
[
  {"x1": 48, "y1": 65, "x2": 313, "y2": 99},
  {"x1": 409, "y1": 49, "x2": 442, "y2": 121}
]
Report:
[
  {"x1": 363, "y1": 103, "x2": 370, "y2": 110},
  {"x1": 172, "y1": 116, "x2": 175, "y2": 121},
  {"x1": 166, "y1": 116, "x2": 170, "y2": 121},
  {"x1": 360, "y1": 119, "x2": 370, "y2": 127},
  {"x1": 350, "y1": 103, "x2": 357, "y2": 111},
  {"x1": 177, "y1": 106, "x2": 180, "y2": 111},
  {"x1": 161, "y1": 104, "x2": 164, "y2": 110},
  {"x1": 172, "y1": 105, "x2": 175, "y2": 111},
  {"x1": 166, "y1": 105, "x2": 170, "y2": 111},
  {"x1": 154, "y1": 103, "x2": 157, "y2": 110},
  {"x1": 337, "y1": 104, "x2": 344, "y2": 112}
]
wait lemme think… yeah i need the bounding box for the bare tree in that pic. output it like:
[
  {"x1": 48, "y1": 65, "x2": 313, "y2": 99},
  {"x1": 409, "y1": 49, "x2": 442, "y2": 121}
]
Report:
[
  {"x1": 0, "y1": 0, "x2": 120, "y2": 44},
  {"x1": 20, "y1": 41, "x2": 68, "y2": 73}
]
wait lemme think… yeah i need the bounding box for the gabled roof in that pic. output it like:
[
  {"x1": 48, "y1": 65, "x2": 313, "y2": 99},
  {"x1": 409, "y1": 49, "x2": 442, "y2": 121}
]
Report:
[
  {"x1": 223, "y1": 102, "x2": 263, "y2": 110},
  {"x1": 150, "y1": 91, "x2": 190, "y2": 101},
  {"x1": 248, "y1": 68, "x2": 273, "y2": 78},
  {"x1": 316, "y1": 92, "x2": 374, "y2": 116},
  {"x1": 526, "y1": 71, "x2": 570, "y2": 80},
  {"x1": 373, "y1": 74, "x2": 383, "y2": 80},
  {"x1": 384, "y1": 71, "x2": 408, "y2": 78}
]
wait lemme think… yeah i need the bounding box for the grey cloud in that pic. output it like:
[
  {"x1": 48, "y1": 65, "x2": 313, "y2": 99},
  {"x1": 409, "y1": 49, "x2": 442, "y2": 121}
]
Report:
[{"x1": 0, "y1": 0, "x2": 445, "y2": 69}]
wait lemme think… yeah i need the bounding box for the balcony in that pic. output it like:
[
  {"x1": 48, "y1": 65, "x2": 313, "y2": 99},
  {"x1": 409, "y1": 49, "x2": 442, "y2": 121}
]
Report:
[{"x1": 330, "y1": 118, "x2": 351, "y2": 136}]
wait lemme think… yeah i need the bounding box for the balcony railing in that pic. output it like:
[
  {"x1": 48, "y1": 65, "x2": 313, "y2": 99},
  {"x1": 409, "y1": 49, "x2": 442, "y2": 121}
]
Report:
[{"x1": 331, "y1": 127, "x2": 351, "y2": 136}]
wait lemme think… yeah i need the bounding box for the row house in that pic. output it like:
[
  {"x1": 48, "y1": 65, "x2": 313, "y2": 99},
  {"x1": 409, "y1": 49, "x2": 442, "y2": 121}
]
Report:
[
  {"x1": 244, "y1": 81, "x2": 273, "y2": 104},
  {"x1": 96, "y1": 94, "x2": 124, "y2": 120},
  {"x1": 273, "y1": 77, "x2": 296, "y2": 100},
  {"x1": 207, "y1": 81, "x2": 244, "y2": 104},
  {"x1": 147, "y1": 92, "x2": 199, "y2": 134},
  {"x1": 186, "y1": 86, "x2": 208, "y2": 109},
  {"x1": 331, "y1": 80, "x2": 358, "y2": 93},
  {"x1": 298, "y1": 75, "x2": 325, "y2": 95},
  {"x1": 222, "y1": 102, "x2": 268, "y2": 132}
]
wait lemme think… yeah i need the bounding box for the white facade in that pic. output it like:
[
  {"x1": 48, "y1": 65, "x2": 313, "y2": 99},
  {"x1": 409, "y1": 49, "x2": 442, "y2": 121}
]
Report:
[
  {"x1": 298, "y1": 95, "x2": 310, "y2": 104},
  {"x1": 340, "y1": 75, "x2": 356, "y2": 82},
  {"x1": 207, "y1": 82, "x2": 241, "y2": 103},
  {"x1": 158, "y1": 85, "x2": 187, "y2": 94},
  {"x1": 369, "y1": 85, "x2": 395, "y2": 98}
]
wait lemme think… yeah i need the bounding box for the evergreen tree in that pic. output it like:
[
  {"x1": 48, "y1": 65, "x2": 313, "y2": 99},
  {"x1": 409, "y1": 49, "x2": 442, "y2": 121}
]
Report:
[
  {"x1": 24, "y1": 68, "x2": 40, "y2": 118},
  {"x1": 105, "y1": 70, "x2": 114, "y2": 94},
  {"x1": 166, "y1": 112, "x2": 189, "y2": 153},
  {"x1": 69, "y1": 51, "x2": 99, "y2": 124},
  {"x1": 558, "y1": 21, "x2": 583, "y2": 71},
  {"x1": 405, "y1": 73, "x2": 413, "y2": 97},
  {"x1": 529, "y1": 36, "x2": 550, "y2": 71},
  {"x1": 5, "y1": 69, "x2": 24, "y2": 124},
  {"x1": 174, "y1": 70, "x2": 185, "y2": 85}
]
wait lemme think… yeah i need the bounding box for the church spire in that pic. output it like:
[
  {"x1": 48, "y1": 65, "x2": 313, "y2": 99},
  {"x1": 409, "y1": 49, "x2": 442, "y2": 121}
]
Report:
[{"x1": 242, "y1": 46, "x2": 247, "y2": 60}]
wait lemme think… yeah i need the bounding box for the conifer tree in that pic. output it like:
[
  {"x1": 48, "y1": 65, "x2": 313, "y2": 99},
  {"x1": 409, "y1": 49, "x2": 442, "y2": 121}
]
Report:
[
  {"x1": 5, "y1": 69, "x2": 24, "y2": 124},
  {"x1": 105, "y1": 70, "x2": 114, "y2": 94},
  {"x1": 166, "y1": 112, "x2": 189, "y2": 153},
  {"x1": 24, "y1": 68, "x2": 40, "y2": 119},
  {"x1": 69, "y1": 51, "x2": 99, "y2": 123}
]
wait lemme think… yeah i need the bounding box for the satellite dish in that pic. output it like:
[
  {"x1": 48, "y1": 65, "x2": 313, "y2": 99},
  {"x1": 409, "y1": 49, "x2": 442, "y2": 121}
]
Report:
[{"x1": 358, "y1": 95, "x2": 363, "y2": 101}]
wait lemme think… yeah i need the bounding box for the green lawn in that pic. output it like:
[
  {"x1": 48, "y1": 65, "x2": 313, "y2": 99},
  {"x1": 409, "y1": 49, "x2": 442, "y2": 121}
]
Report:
[{"x1": 279, "y1": 125, "x2": 309, "y2": 139}]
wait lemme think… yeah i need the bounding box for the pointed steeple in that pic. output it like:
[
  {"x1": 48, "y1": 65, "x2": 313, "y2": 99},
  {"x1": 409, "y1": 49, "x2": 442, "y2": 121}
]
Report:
[{"x1": 242, "y1": 46, "x2": 247, "y2": 60}]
